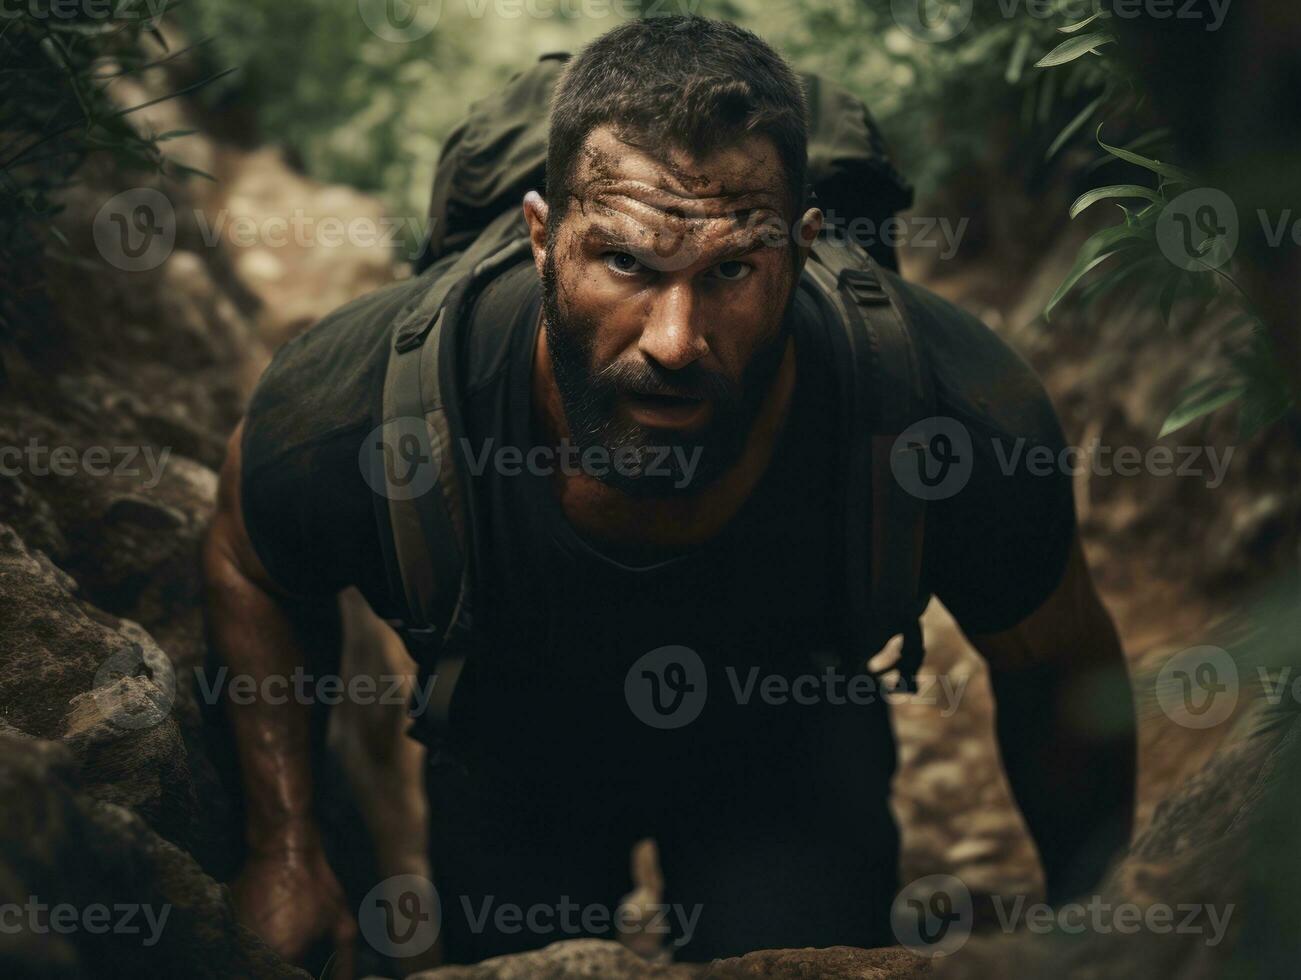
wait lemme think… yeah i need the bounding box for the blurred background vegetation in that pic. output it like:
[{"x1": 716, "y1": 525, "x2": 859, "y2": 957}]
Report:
[
  {"x1": 2, "y1": 0, "x2": 1294, "y2": 430},
  {"x1": 174, "y1": 0, "x2": 1096, "y2": 222},
  {"x1": 3, "y1": 7, "x2": 1298, "y2": 975}
]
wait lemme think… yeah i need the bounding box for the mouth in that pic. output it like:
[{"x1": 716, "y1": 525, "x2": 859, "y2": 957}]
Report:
[{"x1": 621, "y1": 389, "x2": 712, "y2": 429}]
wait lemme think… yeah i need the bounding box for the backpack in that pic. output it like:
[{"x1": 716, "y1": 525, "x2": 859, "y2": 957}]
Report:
[{"x1": 374, "y1": 55, "x2": 932, "y2": 737}]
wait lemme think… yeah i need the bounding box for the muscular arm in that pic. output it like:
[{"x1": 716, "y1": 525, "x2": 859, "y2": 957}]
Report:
[
  {"x1": 963, "y1": 536, "x2": 1136, "y2": 904},
  {"x1": 202, "y1": 421, "x2": 356, "y2": 971}
]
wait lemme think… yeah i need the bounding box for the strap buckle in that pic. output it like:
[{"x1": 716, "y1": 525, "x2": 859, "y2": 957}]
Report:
[
  {"x1": 395, "y1": 309, "x2": 443, "y2": 354},
  {"x1": 397, "y1": 623, "x2": 443, "y2": 656},
  {"x1": 838, "y1": 267, "x2": 888, "y2": 305}
]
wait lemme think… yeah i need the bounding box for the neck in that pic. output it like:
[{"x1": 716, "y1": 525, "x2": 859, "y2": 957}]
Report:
[{"x1": 531, "y1": 321, "x2": 797, "y2": 557}]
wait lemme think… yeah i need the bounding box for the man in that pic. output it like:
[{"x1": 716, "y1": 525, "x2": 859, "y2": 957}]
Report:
[{"x1": 203, "y1": 15, "x2": 1135, "y2": 972}]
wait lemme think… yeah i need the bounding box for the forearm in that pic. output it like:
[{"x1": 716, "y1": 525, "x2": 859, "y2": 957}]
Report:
[
  {"x1": 203, "y1": 526, "x2": 320, "y2": 852},
  {"x1": 991, "y1": 649, "x2": 1135, "y2": 903}
]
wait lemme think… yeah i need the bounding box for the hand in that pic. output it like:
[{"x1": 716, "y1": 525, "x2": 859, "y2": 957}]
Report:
[{"x1": 232, "y1": 840, "x2": 357, "y2": 978}]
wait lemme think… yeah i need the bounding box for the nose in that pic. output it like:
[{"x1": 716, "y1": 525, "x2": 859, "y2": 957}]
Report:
[{"x1": 637, "y1": 281, "x2": 709, "y2": 372}]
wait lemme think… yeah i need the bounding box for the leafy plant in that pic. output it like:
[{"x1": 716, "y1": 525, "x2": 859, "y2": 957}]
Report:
[
  {"x1": 0, "y1": 0, "x2": 228, "y2": 338},
  {"x1": 1032, "y1": 7, "x2": 1295, "y2": 439}
]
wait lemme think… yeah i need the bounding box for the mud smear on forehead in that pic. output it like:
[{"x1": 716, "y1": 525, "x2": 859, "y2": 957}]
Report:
[
  {"x1": 567, "y1": 144, "x2": 790, "y2": 275},
  {"x1": 574, "y1": 129, "x2": 787, "y2": 226}
]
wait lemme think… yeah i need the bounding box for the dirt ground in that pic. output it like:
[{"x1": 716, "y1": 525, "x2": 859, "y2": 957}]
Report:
[{"x1": 896, "y1": 245, "x2": 1261, "y2": 903}]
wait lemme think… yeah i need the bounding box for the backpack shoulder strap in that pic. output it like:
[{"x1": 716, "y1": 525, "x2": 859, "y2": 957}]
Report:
[
  {"x1": 805, "y1": 238, "x2": 934, "y2": 691},
  {"x1": 372, "y1": 225, "x2": 532, "y2": 728}
]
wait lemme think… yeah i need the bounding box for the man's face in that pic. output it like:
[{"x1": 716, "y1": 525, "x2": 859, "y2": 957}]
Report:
[{"x1": 531, "y1": 126, "x2": 818, "y2": 496}]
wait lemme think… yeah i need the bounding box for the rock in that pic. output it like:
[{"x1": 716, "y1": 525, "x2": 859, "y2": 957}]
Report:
[
  {"x1": 703, "y1": 945, "x2": 932, "y2": 978},
  {"x1": 413, "y1": 940, "x2": 934, "y2": 980},
  {"x1": 935, "y1": 714, "x2": 1283, "y2": 979},
  {"x1": 0, "y1": 732, "x2": 305, "y2": 979},
  {"x1": 0, "y1": 521, "x2": 238, "y2": 874},
  {"x1": 413, "y1": 939, "x2": 699, "y2": 979}
]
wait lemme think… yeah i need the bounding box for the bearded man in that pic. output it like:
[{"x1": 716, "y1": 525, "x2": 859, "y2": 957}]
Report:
[{"x1": 204, "y1": 15, "x2": 1135, "y2": 972}]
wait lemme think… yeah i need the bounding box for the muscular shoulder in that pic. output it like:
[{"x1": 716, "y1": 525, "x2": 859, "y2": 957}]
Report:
[
  {"x1": 242, "y1": 276, "x2": 420, "y2": 476},
  {"x1": 237, "y1": 256, "x2": 538, "y2": 601},
  {"x1": 886, "y1": 274, "x2": 1062, "y2": 447},
  {"x1": 238, "y1": 274, "x2": 424, "y2": 598},
  {"x1": 887, "y1": 275, "x2": 1077, "y2": 634}
]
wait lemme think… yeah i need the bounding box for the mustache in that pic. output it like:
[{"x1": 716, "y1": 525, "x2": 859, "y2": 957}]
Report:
[{"x1": 594, "y1": 356, "x2": 739, "y2": 404}]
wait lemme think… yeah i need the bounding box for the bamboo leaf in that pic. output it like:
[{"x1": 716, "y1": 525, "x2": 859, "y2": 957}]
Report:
[
  {"x1": 1160, "y1": 381, "x2": 1247, "y2": 437},
  {"x1": 1046, "y1": 222, "x2": 1151, "y2": 318},
  {"x1": 1035, "y1": 33, "x2": 1112, "y2": 68},
  {"x1": 1059, "y1": 10, "x2": 1109, "y2": 33},
  {"x1": 1046, "y1": 93, "x2": 1105, "y2": 160},
  {"x1": 1097, "y1": 127, "x2": 1196, "y2": 184},
  {"x1": 1070, "y1": 184, "x2": 1159, "y2": 219}
]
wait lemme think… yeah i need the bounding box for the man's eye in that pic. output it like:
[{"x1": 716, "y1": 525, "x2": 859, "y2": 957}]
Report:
[
  {"x1": 604, "y1": 252, "x2": 645, "y2": 276},
  {"x1": 713, "y1": 261, "x2": 752, "y2": 281}
]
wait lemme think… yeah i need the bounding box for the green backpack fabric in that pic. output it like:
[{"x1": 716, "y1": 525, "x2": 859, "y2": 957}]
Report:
[
  {"x1": 382, "y1": 56, "x2": 932, "y2": 738},
  {"x1": 414, "y1": 53, "x2": 914, "y2": 273}
]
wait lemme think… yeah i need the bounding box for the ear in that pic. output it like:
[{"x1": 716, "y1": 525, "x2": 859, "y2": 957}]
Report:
[
  {"x1": 523, "y1": 191, "x2": 550, "y2": 279},
  {"x1": 793, "y1": 207, "x2": 824, "y2": 272}
]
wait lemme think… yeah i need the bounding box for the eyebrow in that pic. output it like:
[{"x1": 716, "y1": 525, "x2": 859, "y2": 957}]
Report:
[{"x1": 580, "y1": 220, "x2": 786, "y2": 265}]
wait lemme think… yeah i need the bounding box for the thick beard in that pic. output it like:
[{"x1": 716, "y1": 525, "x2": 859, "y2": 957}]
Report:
[{"x1": 540, "y1": 250, "x2": 790, "y2": 498}]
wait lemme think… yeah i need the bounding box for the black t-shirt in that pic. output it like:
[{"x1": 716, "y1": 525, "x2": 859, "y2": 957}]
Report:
[{"x1": 240, "y1": 255, "x2": 1074, "y2": 811}]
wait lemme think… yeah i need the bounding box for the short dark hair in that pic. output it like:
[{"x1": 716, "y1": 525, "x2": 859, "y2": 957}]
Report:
[{"x1": 546, "y1": 16, "x2": 808, "y2": 227}]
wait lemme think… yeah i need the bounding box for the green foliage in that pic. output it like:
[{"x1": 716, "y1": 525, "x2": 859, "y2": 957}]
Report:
[
  {"x1": 175, "y1": 0, "x2": 613, "y2": 221},
  {"x1": 0, "y1": 0, "x2": 224, "y2": 334},
  {"x1": 171, "y1": 0, "x2": 1120, "y2": 219},
  {"x1": 1032, "y1": 9, "x2": 1295, "y2": 439},
  {"x1": 747, "y1": 0, "x2": 1115, "y2": 198}
]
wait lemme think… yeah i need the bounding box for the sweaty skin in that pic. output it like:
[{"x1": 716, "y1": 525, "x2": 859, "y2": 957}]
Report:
[{"x1": 525, "y1": 126, "x2": 823, "y2": 554}]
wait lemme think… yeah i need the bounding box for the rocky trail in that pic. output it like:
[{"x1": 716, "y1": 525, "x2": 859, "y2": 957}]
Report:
[{"x1": 1, "y1": 76, "x2": 1298, "y2": 978}]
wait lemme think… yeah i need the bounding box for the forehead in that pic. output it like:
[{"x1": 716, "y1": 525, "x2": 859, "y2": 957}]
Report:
[{"x1": 566, "y1": 125, "x2": 791, "y2": 227}]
